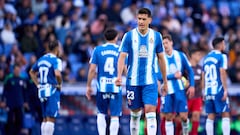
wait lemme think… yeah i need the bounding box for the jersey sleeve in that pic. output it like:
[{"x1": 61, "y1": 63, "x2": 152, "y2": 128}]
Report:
[
  {"x1": 31, "y1": 62, "x2": 38, "y2": 71},
  {"x1": 119, "y1": 33, "x2": 130, "y2": 53},
  {"x1": 181, "y1": 52, "x2": 195, "y2": 87},
  {"x1": 54, "y1": 58, "x2": 62, "y2": 72},
  {"x1": 220, "y1": 54, "x2": 227, "y2": 70},
  {"x1": 155, "y1": 32, "x2": 164, "y2": 53},
  {"x1": 89, "y1": 47, "x2": 98, "y2": 65}
]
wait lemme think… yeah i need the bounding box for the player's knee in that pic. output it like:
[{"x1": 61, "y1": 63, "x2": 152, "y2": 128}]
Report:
[{"x1": 192, "y1": 112, "x2": 200, "y2": 121}]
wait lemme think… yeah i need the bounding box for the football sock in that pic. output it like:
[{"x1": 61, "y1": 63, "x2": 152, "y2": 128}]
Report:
[
  {"x1": 146, "y1": 112, "x2": 157, "y2": 135},
  {"x1": 110, "y1": 117, "x2": 119, "y2": 135},
  {"x1": 41, "y1": 122, "x2": 46, "y2": 135},
  {"x1": 130, "y1": 110, "x2": 142, "y2": 135},
  {"x1": 45, "y1": 121, "x2": 54, "y2": 135},
  {"x1": 181, "y1": 118, "x2": 189, "y2": 135},
  {"x1": 190, "y1": 120, "x2": 199, "y2": 135},
  {"x1": 165, "y1": 121, "x2": 174, "y2": 135},
  {"x1": 206, "y1": 119, "x2": 214, "y2": 135},
  {"x1": 222, "y1": 117, "x2": 230, "y2": 135},
  {"x1": 97, "y1": 113, "x2": 106, "y2": 135},
  {"x1": 160, "y1": 117, "x2": 166, "y2": 135}
]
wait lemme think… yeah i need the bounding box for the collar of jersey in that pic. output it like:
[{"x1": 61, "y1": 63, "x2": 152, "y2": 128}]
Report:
[{"x1": 136, "y1": 28, "x2": 149, "y2": 37}]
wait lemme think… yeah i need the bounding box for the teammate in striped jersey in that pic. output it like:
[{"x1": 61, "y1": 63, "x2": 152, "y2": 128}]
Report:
[
  {"x1": 202, "y1": 37, "x2": 230, "y2": 135},
  {"x1": 29, "y1": 40, "x2": 62, "y2": 135},
  {"x1": 157, "y1": 34, "x2": 195, "y2": 135},
  {"x1": 86, "y1": 28, "x2": 122, "y2": 135},
  {"x1": 116, "y1": 8, "x2": 168, "y2": 135}
]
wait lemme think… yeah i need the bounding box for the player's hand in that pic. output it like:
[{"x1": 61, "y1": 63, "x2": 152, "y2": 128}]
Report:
[
  {"x1": 174, "y1": 71, "x2": 182, "y2": 79},
  {"x1": 222, "y1": 90, "x2": 228, "y2": 101},
  {"x1": 161, "y1": 82, "x2": 168, "y2": 96},
  {"x1": 86, "y1": 86, "x2": 93, "y2": 100},
  {"x1": 187, "y1": 86, "x2": 195, "y2": 98},
  {"x1": 56, "y1": 84, "x2": 62, "y2": 91},
  {"x1": 115, "y1": 77, "x2": 122, "y2": 86}
]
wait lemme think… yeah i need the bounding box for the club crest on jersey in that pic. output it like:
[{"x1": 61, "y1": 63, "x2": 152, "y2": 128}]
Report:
[
  {"x1": 149, "y1": 38, "x2": 153, "y2": 44},
  {"x1": 139, "y1": 45, "x2": 148, "y2": 58}
]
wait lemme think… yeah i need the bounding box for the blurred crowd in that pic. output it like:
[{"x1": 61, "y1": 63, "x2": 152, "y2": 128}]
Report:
[{"x1": 0, "y1": 0, "x2": 239, "y2": 84}]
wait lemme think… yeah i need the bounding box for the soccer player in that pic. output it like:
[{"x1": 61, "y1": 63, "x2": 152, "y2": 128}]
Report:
[
  {"x1": 202, "y1": 37, "x2": 230, "y2": 135},
  {"x1": 86, "y1": 28, "x2": 122, "y2": 135},
  {"x1": 29, "y1": 40, "x2": 62, "y2": 135},
  {"x1": 116, "y1": 8, "x2": 168, "y2": 135},
  {"x1": 188, "y1": 46, "x2": 204, "y2": 135},
  {"x1": 158, "y1": 34, "x2": 195, "y2": 135}
]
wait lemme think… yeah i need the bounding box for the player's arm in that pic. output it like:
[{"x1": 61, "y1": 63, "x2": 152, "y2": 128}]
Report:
[
  {"x1": 116, "y1": 52, "x2": 127, "y2": 86},
  {"x1": 55, "y1": 58, "x2": 63, "y2": 90},
  {"x1": 201, "y1": 72, "x2": 205, "y2": 90},
  {"x1": 220, "y1": 54, "x2": 228, "y2": 100},
  {"x1": 54, "y1": 69, "x2": 62, "y2": 89},
  {"x1": 182, "y1": 53, "x2": 195, "y2": 98},
  {"x1": 29, "y1": 69, "x2": 39, "y2": 87},
  {"x1": 157, "y1": 52, "x2": 168, "y2": 95},
  {"x1": 116, "y1": 33, "x2": 129, "y2": 86},
  {"x1": 86, "y1": 63, "x2": 97, "y2": 100}
]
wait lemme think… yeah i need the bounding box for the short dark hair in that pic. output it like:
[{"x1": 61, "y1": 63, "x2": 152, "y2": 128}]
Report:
[
  {"x1": 104, "y1": 28, "x2": 118, "y2": 41},
  {"x1": 138, "y1": 8, "x2": 151, "y2": 17},
  {"x1": 48, "y1": 40, "x2": 59, "y2": 51},
  {"x1": 212, "y1": 37, "x2": 224, "y2": 48},
  {"x1": 162, "y1": 34, "x2": 172, "y2": 41},
  {"x1": 189, "y1": 46, "x2": 204, "y2": 56}
]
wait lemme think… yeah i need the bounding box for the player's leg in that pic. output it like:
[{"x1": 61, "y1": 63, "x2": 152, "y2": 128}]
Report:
[
  {"x1": 143, "y1": 84, "x2": 158, "y2": 135},
  {"x1": 176, "y1": 91, "x2": 189, "y2": 135},
  {"x1": 109, "y1": 92, "x2": 122, "y2": 135},
  {"x1": 205, "y1": 98, "x2": 215, "y2": 135},
  {"x1": 165, "y1": 113, "x2": 174, "y2": 135},
  {"x1": 190, "y1": 111, "x2": 201, "y2": 135},
  {"x1": 174, "y1": 115, "x2": 182, "y2": 135},
  {"x1": 206, "y1": 113, "x2": 215, "y2": 135},
  {"x1": 189, "y1": 98, "x2": 202, "y2": 135},
  {"x1": 126, "y1": 85, "x2": 142, "y2": 135},
  {"x1": 161, "y1": 94, "x2": 174, "y2": 135},
  {"x1": 44, "y1": 91, "x2": 61, "y2": 135},
  {"x1": 96, "y1": 92, "x2": 109, "y2": 135},
  {"x1": 216, "y1": 95, "x2": 231, "y2": 135},
  {"x1": 160, "y1": 113, "x2": 166, "y2": 135},
  {"x1": 221, "y1": 112, "x2": 230, "y2": 135},
  {"x1": 40, "y1": 100, "x2": 47, "y2": 135}
]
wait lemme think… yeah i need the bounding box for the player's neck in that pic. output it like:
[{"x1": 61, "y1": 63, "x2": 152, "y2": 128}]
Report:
[
  {"x1": 166, "y1": 49, "x2": 173, "y2": 56},
  {"x1": 137, "y1": 28, "x2": 148, "y2": 35}
]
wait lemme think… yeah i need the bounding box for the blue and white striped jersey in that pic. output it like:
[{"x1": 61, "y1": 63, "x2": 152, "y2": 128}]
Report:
[
  {"x1": 32, "y1": 53, "x2": 62, "y2": 98},
  {"x1": 119, "y1": 28, "x2": 164, "y2": 86},
  {"x1": 90, "y1": 43, "x2": 121, "y2": 93},
  {"x1": 203, "y1": 50, "x2": 227, "y2": 95},
  {"x1": 157, "y1": 50, "x2": 194, "y2": 94}
]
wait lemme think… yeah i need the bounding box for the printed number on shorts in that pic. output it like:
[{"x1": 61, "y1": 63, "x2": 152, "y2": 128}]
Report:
[
  {"x1": 104, "y1": 57, "x2": 115, "y2": 75},
  {"x1": 127, "y1": 90, "x2": 134, "y2": 100}
]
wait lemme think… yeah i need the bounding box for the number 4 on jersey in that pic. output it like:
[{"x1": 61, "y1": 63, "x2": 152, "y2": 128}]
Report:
[{"x1": 104, "y1": 57, "x2": 115, "y2": 75}]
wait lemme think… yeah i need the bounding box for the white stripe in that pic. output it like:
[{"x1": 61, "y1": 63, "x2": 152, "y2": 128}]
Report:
[
  {"x1": 174, "y1": 51, "x2": 184, "y2": 90},
  {"x1": 131, "y1": 29, "x2": 139, "y2": 85},
  {"x1": 99, "y1": 77, "x2": 107, "y2": 92},
  {"x1": 222, "y1": 54, "x2": 228, "y2": 69},
  {"x1": 146, "y1": 29, "x2": 154, "y2": 84},
  {"x1": 165, "y1": 56, "x2": 174, "y2": 94}
]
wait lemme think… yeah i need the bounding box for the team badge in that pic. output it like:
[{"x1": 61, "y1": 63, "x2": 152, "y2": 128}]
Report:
[{"x1": 149, "y1": 38, "x2": 153, "y2": 44}]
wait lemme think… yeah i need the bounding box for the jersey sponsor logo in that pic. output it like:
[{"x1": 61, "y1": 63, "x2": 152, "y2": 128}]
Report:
[
  {"x1": 100, "y1": 77, "x2": 115, "y2": 84},
  {"x1": 139, "y1": 45, "x2": 148, "y2": 58}
]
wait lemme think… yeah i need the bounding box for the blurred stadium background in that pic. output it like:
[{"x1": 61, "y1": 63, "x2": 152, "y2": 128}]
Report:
[{"x1": 0, "y1": 0, "x2": 239, "y2": 135}]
